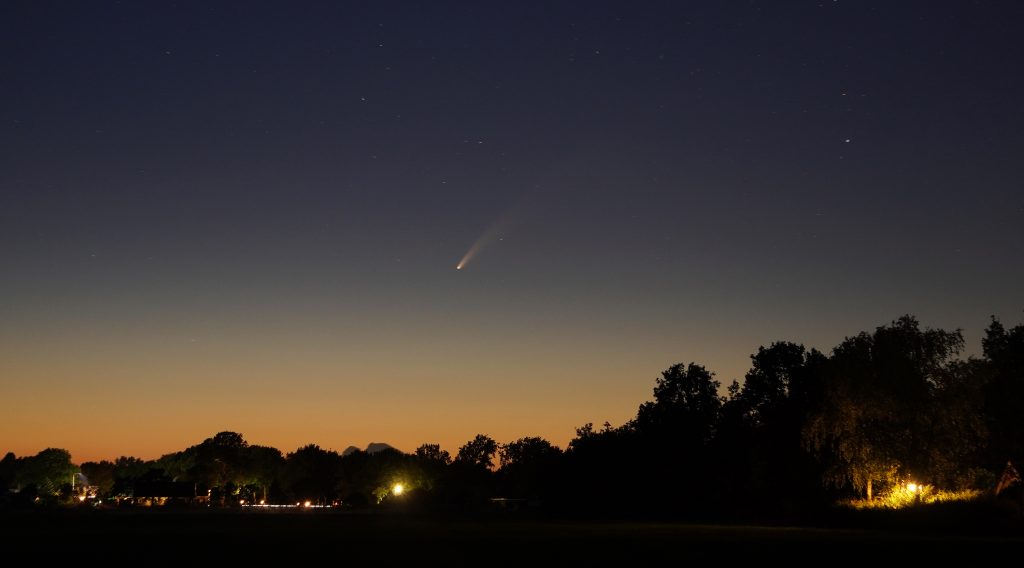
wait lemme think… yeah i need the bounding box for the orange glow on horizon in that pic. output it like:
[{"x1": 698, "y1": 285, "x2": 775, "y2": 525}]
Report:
[{"x1": 0, "y1": 302, "x2": 769, "y2": 463}]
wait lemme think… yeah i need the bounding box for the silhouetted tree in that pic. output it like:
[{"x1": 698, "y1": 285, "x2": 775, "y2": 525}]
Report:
[
  {"x1": 564, "y1": 422, "x2": 641, "y2": 512},
  {"x1": 732, "y1": 342, "x2": 821, "y2": 428},
  {"x1": 922, "y1": 358, "x2": 989, "y2": 487},
  {"x1": 336, "y1": 449, "x2": 371, "y2": 506},
  {"x1": 715, "y1": 343, "x2": 828, "y2": 511},
  {"x1": 4, "y1": 313, "x2": 1011, "y2": 516},
  {"x1": 284, "y1": 444, "x2": 341, "y2": 504},
  {"x1": 636, "y1": 362, "x2": 722, "y2": 445},
  {"x1": 982, "y1": 317, "x2": 1024, "y2": 468},
  {"x1": 445, "y1": 435, "x2": 498, "y2": 507},
  {"x1": 631, "y1": 362, "x2": 722, "y2": 510},
  {"x1": 0, "y1": 452, "x2": 17, "y2": 491},
  {"x1": 415, "y1": 444, "x2": 451, "y2": 465},
  {"x1": 499, "y1": 437, "x2": 560, "y2": 469},
  {"x1": 498, "y1": 437, "x2": 561, "y2": 500},
  {"x1": 455, "y1": 435, "x2": 498, "y2": 470}
]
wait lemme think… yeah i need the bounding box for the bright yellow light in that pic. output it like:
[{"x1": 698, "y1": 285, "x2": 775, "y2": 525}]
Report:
[
  {"x1": 907, "y1": 483, "x2": 918, "y2": 493},
  {"x1": 78, "y1": 495, "x2": 86, "y2": 502},
  {"x1": 303, "y1": 500, "x2": 312, "y2": 508},
  {"x1": 392, "y1": 483, "x2": 404, "y2": 496},
  {"x1": 259, "y1": 500, "x2": 265, "y2": 505}
]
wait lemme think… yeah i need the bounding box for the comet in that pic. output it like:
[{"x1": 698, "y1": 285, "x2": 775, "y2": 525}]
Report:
[{"x1": 456, "y1": 212, "x2": 513, "y2": 270}]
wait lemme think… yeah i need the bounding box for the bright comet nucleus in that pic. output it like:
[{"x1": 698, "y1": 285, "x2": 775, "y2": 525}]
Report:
[{"x1": 456, "y1": 214, "x2": 512, "y2": 270}]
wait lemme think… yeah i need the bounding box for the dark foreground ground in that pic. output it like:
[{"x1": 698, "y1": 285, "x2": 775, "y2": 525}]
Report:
[{"x1": 4, "y1": 506, "x2": 1024, "y2": 563}]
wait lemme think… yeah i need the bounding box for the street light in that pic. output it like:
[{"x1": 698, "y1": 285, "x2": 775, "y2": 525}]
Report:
[{"x1": 392, "y1": 483, "x2": 404, "y2": 496}]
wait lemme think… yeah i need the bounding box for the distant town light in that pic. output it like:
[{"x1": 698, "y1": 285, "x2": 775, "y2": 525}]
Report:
[{"x1": 303, "y1": 500, "x2": 312, "y2": 508}]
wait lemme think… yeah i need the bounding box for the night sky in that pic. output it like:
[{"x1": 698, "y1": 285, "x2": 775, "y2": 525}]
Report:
[{"x1": 3, "y1": 2, "x2": 1022, "y2": 461}]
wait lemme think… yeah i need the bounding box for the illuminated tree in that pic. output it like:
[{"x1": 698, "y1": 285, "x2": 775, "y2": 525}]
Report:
[
  {"x1": 101, "y1": 456, "x2": 153, "y2": 498},
  {"x1": 187, "y1": 431, "x2": 250, "y2": 495},
  {"x1": 114, "y1": 456, "x2": 152, "y2": 480},
  {"x1": 803, "y1": 316, "x2": 964, "y2": 499},
  {"x1": 244, "y1": 445, "x2": 285, "y2": 502},
  {"x1": 80, "y1": 461, "x2": 116, "y2": 497},
  {"x1": 156, "y1": 451, "x2": 194, "y2": 482},
  {"x1": 14, "y1": 448, "x2": 77, "y2": 497}
]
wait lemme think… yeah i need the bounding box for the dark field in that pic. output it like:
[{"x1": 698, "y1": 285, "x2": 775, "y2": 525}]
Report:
[{"x1": 5, "y1": 508, "x2": 1024, "y2": 562}]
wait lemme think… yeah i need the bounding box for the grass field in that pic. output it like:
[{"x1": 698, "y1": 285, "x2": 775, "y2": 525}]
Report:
[{"x1": 4, "y1": 507, "x2": 1024, "y2": 561}]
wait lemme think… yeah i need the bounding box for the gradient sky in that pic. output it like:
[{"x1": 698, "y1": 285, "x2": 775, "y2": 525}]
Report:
[{"x1": 2, "y1": 2, "x2": 1022, "y2": 463}]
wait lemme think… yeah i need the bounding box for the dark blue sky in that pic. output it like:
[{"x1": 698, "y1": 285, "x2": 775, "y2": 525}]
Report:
[{"x1": 2, "y1": 1, "x2": 1022, "y2": 460}]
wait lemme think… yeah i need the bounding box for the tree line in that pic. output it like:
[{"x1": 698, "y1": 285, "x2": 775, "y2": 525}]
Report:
[{"x1": 2, "y1": 315, "x2": 1022, "y2": 516}]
